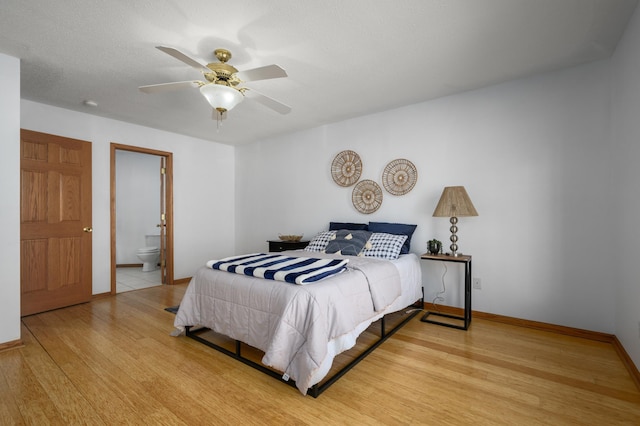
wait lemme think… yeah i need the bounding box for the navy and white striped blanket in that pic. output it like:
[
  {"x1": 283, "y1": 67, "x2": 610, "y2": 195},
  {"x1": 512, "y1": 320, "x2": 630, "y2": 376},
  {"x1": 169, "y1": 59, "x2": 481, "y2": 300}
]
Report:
[{"x1": 206, "y1": 253, "x2": 349, "y2": 285}]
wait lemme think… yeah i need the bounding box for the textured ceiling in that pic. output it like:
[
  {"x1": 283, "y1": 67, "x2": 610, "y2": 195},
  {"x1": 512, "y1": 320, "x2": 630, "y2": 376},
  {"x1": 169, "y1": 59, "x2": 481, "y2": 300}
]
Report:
[{"x1": 1, "y1": 0, "x2": 637, "y2": 145}]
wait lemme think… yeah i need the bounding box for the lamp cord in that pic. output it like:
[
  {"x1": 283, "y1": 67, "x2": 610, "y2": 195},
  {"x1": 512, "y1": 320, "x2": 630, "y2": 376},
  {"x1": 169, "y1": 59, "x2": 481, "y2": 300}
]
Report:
[{"x1": 431, "y1": 261, "x2": 447, "y2": 312}]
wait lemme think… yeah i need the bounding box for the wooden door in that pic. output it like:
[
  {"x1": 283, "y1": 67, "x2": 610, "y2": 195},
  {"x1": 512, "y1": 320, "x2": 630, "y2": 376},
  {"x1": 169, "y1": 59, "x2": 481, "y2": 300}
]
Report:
[{"x1": 20, "y1": 129, "x2": 92, "y2": 316}]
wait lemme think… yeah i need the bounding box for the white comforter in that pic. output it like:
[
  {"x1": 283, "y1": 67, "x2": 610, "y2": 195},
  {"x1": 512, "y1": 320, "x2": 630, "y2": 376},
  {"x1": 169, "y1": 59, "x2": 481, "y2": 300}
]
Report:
[{"x1": 174, "y1": 251, "x2": 418, "y2": 394}]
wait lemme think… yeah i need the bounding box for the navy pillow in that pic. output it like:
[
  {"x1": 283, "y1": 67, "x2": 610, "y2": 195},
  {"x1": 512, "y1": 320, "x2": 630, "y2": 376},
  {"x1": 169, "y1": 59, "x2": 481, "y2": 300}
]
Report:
[
  {"x1": 367, "y1": 222, "x2": 417, "y2": 254},
  {"x1": 324, "y1": 230, "x2": 372, "y2": 256},
  {"x1": 329, "y1": 222, "x2": 369, "y2": 231}
]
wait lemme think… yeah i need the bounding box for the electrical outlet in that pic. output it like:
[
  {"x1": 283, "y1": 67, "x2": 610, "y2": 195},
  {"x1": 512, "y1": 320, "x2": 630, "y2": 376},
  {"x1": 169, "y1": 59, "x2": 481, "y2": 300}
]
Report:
[{"x1": 473, "y1": 278, "x2": 482, "y2": 290}]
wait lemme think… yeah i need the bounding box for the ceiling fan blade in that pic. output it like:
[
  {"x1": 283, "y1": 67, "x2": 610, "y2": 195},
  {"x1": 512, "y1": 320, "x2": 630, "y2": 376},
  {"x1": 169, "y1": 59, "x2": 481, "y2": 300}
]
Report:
[
  {"x1": 235, "y1": 64, "x2": 287, "y2": 82},
  {"x1": 156, "y1": 46, "x2": 210, "y2": 73},
  {"x1": 139, "y1": 81, "x2": 201, "y2": 93},
  {"x1": 245, "y1": 88, "x2": 291, "y2": 115}
]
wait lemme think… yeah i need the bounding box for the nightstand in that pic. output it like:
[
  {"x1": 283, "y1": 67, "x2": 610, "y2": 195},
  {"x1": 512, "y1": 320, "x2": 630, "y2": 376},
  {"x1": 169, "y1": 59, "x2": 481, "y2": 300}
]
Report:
[
  {"x1": 268, "y1": 240, "x2": 310, "y2": 252},
  {"x1": 420, "y1": 253, "x2": 472, "y2": 330}
]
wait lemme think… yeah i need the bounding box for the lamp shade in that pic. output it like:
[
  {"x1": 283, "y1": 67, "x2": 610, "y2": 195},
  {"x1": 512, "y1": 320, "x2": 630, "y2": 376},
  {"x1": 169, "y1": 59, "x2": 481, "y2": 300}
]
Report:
[
  {"x1": 433, "y1": 186, "x2": 478, "y2": 217},
  {"x1": 199, "y1": 83, "x2": 244, "y2": 112}
]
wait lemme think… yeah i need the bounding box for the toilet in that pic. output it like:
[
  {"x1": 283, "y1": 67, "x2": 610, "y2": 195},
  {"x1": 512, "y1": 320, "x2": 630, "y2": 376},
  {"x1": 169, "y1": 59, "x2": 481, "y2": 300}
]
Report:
[{"x1": 136, "y1": 235, "x2": 161, "y2": 272}]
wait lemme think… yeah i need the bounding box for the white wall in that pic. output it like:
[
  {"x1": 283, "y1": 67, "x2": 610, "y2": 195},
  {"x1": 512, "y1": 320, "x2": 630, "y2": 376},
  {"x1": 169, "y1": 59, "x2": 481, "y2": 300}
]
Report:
[
  {"x1": 236, "y1": 59, "x2": 614, "y2": 334},
  {"x1": 0, "y1": 53, "x2": 21, "y2": 344},
  {"x1": 611, "y1": 7, "x2": 640, "y2": 368},
  {"x1": 115, "y1": 150, "x2": 161, "y2": 264},
  {"x1": 21, "y1": 100, "x2": 236, "y2": 294}
]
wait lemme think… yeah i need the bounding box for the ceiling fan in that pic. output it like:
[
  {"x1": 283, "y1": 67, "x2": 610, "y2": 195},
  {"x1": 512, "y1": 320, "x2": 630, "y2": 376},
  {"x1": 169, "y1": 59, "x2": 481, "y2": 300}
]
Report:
[{"x1": 139, "y1": 46, "x2": 291, "y2": 122}]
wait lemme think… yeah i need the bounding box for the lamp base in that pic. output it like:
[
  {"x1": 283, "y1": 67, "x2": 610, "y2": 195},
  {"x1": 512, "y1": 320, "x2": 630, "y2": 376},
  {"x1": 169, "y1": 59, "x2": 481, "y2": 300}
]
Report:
[{"x1": 449, "y1": 216, "x2": 459, "y2": 257}]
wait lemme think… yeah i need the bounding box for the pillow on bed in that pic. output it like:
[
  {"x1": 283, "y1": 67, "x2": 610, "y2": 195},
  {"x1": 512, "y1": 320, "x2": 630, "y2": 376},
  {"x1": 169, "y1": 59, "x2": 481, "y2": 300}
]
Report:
[
  {"x1": 361, "y1": 233, "x2": 408, "y2": 260},
  {"x1": 367, "y1": 222, "x2": 417, "y2": 254},
  {"x1": 328, "y1": 221, "x2": 369, "y2": 231},
  {"x1": 324, "y1": 230, "x2": 372, "y2": 256},
  {"x1": 304, "y1": 230, "x2": 337, "y2": 252}
]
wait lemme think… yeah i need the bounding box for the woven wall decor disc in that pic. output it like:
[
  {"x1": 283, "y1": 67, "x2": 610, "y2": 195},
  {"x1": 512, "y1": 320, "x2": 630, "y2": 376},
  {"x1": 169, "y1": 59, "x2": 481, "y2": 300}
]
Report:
[
  {"x1": 382, "y1": 158, "x2": 417, "y2": 196},
  {"x1": 331, "y1": 150, "x2": 362, "y2": 187},
  {"x1": 352, "y1": 179, "x2": 383, "y2": 214}
]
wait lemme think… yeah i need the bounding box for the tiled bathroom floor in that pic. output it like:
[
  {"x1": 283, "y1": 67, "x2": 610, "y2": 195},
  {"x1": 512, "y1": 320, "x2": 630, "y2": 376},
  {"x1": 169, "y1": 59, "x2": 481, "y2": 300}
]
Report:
[{"x1": 116, "y1": 267, "x2": 162, "y2": 293}]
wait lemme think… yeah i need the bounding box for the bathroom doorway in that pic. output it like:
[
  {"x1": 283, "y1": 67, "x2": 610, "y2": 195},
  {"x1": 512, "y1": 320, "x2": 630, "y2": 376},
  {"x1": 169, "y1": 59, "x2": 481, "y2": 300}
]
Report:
[{"x1": 110, "y1": 143, "x2": 174, "y2": 294}]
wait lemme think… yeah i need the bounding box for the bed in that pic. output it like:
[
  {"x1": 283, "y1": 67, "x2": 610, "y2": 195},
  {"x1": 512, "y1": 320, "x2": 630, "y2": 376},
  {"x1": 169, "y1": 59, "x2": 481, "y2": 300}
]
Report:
[{"x1": 173, "y1": 225, "x2": 423, "y2": 396}]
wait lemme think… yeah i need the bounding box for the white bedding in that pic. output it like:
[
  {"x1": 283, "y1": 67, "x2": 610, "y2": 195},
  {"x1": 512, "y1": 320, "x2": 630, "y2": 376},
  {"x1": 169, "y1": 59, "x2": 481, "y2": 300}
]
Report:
[{"x1": 174, "y1": 251, "x2": 422, "y2": 394}]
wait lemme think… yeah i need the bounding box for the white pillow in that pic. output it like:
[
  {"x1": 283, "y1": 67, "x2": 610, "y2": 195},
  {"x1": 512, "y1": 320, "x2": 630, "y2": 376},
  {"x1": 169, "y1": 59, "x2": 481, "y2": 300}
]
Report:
[
  {"x1": 361, "y1": 233, "x2": 408, "y2": 260},
  {"x1": 304, "y1": 230, "x2": 337, "y2": 252}
]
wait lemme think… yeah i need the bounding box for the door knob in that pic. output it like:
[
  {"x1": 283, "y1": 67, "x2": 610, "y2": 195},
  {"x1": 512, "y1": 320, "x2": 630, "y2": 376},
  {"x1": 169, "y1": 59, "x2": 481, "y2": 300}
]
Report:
[{"x1": 83, "y1": 227, "x2": 93, "y2": 233}]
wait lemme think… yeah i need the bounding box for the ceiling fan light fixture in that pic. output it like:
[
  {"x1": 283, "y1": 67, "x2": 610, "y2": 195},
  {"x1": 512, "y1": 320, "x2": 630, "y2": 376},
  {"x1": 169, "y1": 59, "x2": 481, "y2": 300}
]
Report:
[{"x1": 199, "y1": 83, "x2": 244, "y2": 112}]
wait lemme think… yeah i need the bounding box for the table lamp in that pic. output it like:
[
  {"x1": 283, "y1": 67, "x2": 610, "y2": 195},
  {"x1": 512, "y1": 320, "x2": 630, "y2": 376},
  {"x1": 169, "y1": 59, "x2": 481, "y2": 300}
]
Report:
[{"x1": 433, "y1": 186, "x2": 478, "y2": 256}]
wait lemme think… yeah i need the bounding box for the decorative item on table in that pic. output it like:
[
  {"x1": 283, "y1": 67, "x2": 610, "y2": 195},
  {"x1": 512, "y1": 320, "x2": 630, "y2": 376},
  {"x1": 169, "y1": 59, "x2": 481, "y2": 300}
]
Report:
[
  {"x1": 278, "y1": 234, "x2": 303, "y2": 242},
  {"x1": 382, "y1": 159, "x2": 418, "y2": 196},
  {"x1": 427, "y1": 239, "x2": 442, "y2": 255},
  {"x1": 432, "y1": 186, "x2": 478, "y2": 257}
]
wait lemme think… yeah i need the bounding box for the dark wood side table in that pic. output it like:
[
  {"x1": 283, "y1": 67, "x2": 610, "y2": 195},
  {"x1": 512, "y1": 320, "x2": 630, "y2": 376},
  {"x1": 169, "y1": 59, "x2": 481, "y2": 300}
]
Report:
[
  {"x1": 420, "y1": 253, "x2": 472, "y2": 330},
  {"x1": 268, "y1": 240, "x2": 310, "y2": 252}
]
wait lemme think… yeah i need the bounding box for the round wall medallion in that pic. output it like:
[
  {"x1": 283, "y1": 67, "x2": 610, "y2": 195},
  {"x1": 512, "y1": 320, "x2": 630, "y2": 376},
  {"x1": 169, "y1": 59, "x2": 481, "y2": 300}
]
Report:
[
  {"x1": 352, "y1": 179, "x2": 383, "y2": 214},
  {"x1": 382, "y1": 158, "x2": 417, "y2": 196},
  {"x1": 331, "y1": 150, "x2": 362, "y2": 187}
]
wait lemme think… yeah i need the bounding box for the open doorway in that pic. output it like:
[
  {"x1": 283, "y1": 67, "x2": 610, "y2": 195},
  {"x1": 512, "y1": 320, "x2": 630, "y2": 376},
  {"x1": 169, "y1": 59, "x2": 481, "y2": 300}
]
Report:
[{"x1": 110, "y1": 143, "x2": 174, "y2": 293}]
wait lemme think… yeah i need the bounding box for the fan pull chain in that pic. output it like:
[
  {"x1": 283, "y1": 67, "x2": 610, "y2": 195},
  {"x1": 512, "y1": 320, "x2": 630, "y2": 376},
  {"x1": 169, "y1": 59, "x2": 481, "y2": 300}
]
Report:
[{"x1": 216, "y1": 110, "x2": 223, "y2": 131}]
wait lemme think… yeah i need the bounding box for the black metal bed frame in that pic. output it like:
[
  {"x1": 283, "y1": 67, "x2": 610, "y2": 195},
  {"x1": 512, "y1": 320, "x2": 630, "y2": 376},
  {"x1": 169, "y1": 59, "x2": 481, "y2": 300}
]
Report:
[{"x1": 184, "y1": 300, "x2": 422, "y2": 398}]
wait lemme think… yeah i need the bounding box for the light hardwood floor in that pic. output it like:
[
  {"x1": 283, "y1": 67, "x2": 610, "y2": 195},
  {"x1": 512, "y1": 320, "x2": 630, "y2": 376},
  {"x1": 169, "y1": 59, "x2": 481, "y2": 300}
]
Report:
[{"x1": 2, "y1": 284, "x2": 639, "y2": 425}]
